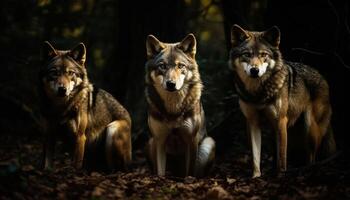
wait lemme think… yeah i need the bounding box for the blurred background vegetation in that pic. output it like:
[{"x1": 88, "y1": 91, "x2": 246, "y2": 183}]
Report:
[{"x1": 0, "y1": 0, "x2": 348, "y2": 154}]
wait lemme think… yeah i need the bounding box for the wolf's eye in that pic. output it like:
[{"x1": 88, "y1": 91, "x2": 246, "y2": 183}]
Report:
[
  {"x1": 260, "y1": 52, "x2": 269, "y2": 58},
  {"x1": 68, "y1": 71, "x2": 76, "y2": 76},
  {"x1": 178, "y1": 63, "x2": 186, "y2": 69},
  {"x1": 49, "y1": 70, "x2": 59, "y2": 76},
  {"x1": 242, "y1": 52, "x2": 252, "y2": 58},
  {"x1": 157, "y1": 64, "x2": 166, "y2": 70}
]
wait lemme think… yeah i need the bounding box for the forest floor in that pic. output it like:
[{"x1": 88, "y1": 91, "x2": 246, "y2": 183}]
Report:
[{"x1": 0, "y1": 130, "x2": 349, "y2": 200}]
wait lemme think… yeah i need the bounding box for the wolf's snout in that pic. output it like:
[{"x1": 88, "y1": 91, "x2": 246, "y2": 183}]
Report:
[
  {"x1": 250, "y1": 68, "x2": 259, "y2": 78},
  {"x1": 57, "y1": 86, "x2": 67, "y2": 97},
  {"x1": 166, "y1": 80, "x2": 176, "y2": 92}
]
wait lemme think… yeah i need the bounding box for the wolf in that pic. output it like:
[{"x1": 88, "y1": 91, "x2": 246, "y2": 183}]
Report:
[
  {"x1": 40, "y1": 41, "x2": 132, "y2": 171},
  {"x1": 229, "y1": 25, "x2": 336, "y2": 178},
  {"x1": 145, "y1": 34, "x2": 215, "y2": 177}
]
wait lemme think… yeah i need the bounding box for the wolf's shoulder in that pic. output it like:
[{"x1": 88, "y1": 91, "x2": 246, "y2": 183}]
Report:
[
  {"x1": 90, "y1": 87, "x2": 131, "y2": 122},
  {"x1": 92, "y1": 87, "x2": 121, "y2": 107},
  {"x1": 93, "y1": 87, "x2": 115, "y2": 100},
  {"x1": 283, "y1": 60, "x2": 327, "y2": 89},
  {"x1": 284, "y1": 60, "x2": 322, "y2": 77}
]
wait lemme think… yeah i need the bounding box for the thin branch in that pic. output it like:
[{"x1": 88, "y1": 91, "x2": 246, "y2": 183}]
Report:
[
  {"x1": 327, "y1": 0, "x2": 340, "y2": 50},
  {"x1": 291, "y1": 48, "x2": 325, "y2": 56},
  {"x1": 344, "y1": 1, "x2": 350, "y2": 35},
  {"x1": 333, "y1": 52, "x2": 350, "y2": 70}
]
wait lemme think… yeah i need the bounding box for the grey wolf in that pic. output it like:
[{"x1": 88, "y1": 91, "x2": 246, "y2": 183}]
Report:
[
  {"x1": 40, "y1": 41, "x2": 132, "y2": 171},
  {"x1": 229, "y1": 25, "x2": 336, "y2": 178},
  {"x1": 145, "y1": 34, "x2": 215, "y2": 177}
]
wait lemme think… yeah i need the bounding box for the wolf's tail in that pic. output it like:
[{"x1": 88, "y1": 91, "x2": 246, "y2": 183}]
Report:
[
  {"x1": 319, "y1": 126, "x2": 337, "y2": 159},
  {"x1": 195, "y1": 137, "x2": 215, "y2": 177}
]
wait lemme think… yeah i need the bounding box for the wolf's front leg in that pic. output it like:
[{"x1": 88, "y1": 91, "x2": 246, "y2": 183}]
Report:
[
  {"x1": 276, "y1": 116, "x2": 288, "y2": 173},
  {"x1": 146, "y1": 137, "x2": 156, "y2": 172},
  {"x1": 239, "y1": 100, "x2": 261, "y2": 178},
  {"x1": 184, "y1": 138, "x2": 198, "y2": 176},
  {"x1": 155, "y1": 137, "x2": 167, "y2": 176},
  {"x1": 148, "y1": 116, "x2": 168, "y2": 176},
  {"x1": 247, "y1": 121, "x2": 262, "y2": 178},
  {"x1": 73, "y1": 134, "x2": 86, "y2": 169}
]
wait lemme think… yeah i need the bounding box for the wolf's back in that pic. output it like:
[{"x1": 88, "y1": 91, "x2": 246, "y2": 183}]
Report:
[
  {"x1": 286, "y1": 61, "x2": 330, "y2": 98},
  {"x1": 286, "y1": 61, "x2": 336, "y2": 158},
  {"x1": 88, "y1": 88, "x2": 131, "y2": 129}
]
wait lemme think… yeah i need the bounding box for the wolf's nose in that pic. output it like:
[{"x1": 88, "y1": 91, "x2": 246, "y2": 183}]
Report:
[
  {"x1": 57, "y1": 86, "x2": 67, "y2": 97},
  {"x1": 250, "y1": 68, "x2": 259, "y2": 77},
  {"x1": 166, "y1": 81, "x2": 176, "y2": 92}
]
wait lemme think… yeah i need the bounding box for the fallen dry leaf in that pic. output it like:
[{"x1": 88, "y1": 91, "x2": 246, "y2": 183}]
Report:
[{"x1": 207, "y1": 186, "x2": 231, "y2": 200}]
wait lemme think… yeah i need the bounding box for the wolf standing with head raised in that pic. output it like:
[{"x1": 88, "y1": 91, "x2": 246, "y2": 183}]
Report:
[
  {"x1": 145, "y1": 34, "x2": 215, "y2": 177},
  {"x1": 229, "y1": 25, "x2": 336, "y2": 178},
  {"x1": 40, "y1": 42, "x2": 132, "y2": 171}
]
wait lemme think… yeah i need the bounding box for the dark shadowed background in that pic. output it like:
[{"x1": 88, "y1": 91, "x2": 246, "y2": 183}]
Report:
[
  {"x1": 0, "y1": 0, "x2": 349, "y2": 199},
  {"x1": 0, "y1": 0, "x2": 347, "y2": 153}
]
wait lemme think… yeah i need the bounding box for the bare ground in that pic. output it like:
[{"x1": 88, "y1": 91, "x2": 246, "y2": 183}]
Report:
[{"x1": 0, "y1": 130, "x2": 349, "y2": 200}]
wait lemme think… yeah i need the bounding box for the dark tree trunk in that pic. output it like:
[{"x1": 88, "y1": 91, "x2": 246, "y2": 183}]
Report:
[
  {"x1": 220, "y1": 0, "x2": 267, "y2": 51},
  {"x1": 220, "y1": 0, "x2": 246, "y2": 52}
]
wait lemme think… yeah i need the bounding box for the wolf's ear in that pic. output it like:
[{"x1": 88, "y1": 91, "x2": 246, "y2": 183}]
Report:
[
  {"x1": 231, "y1": 24, "x2": 250, "y2": 47},
  {"x1": 69, "y1": 43, "x2": 86, "y2": 65},
  {"x1": 146, "y1": 35, "x2": 165, "y2": 59},
  {"x1": 262, "y1": 26, "x2": 280, "y2": 48},
  {"x1": 42, "y1": 41, "x2": 57, "y2": 61},
  {"x1": 178, "y1": 33, "x2": 196, "y2": 58}
]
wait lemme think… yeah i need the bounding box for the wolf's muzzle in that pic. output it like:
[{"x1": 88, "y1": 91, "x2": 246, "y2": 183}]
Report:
[
  {"x1": 250, "y1": 68, "x2": 259, "y2": 78},
  {"x1": 57, "y1": 86, "x2": 67, "y2": 97},
  {"x1": 166, "y1": 80, "x2": 177, "y2": 92}
]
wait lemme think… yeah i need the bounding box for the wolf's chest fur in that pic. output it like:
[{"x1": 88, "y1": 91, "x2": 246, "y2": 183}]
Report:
[
  {"x1": 234, "y1": 60, "x2": 289, "y2": 105},
  {"x1": 148, "y1": 114, "x2": 196, "y2": 154},
  {"x1": 148, "y1": 83, "x2": 198, "y2": 136},
  {"x1": 154, "y1": 83, "x2": 188, "y2": 114}
]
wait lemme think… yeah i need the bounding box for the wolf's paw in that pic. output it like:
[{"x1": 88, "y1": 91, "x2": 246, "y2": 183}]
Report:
[
  {"x1": 252, "y1": 171, "x2": 261, "y2": 178},
  {"x1": 42, "y1": 160, "x2": 53, "y2": 171},
  {"x1": 43, "y1": 165, "x2": 53, "y2": 172}
]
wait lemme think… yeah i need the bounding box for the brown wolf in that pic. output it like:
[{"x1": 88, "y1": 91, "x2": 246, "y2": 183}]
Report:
[
  {"x1": 145, "y1": 34, "x2": 215, "y2": 177},
  {"x1": 229, "y1": 25, "x2": 336, "y2": 178},
  {"x1": 40, "y1": 41, "x2": 132, "y2": 171}
]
